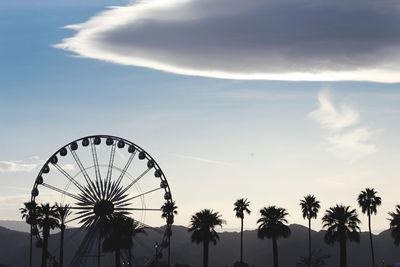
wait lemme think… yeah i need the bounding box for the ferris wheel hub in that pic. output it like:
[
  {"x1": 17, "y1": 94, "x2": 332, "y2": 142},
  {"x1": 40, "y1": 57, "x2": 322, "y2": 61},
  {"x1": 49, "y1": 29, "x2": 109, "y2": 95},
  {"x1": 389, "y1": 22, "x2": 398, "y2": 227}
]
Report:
[{"x1": 93, "y1": 200, "x2": 114, "y2": 217}]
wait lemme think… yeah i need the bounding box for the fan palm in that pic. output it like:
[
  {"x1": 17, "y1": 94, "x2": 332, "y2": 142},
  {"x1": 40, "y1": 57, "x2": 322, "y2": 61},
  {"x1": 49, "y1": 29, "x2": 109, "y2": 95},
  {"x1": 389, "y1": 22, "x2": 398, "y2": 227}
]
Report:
[
  {"x1": 322, "y1": 205, "x2": 360, "y2": 267},
  {"x1": 54, "y1": 204, "x2": 71, "y2": 267},
  {"x1": 188, "y1": 209, "x2": 225, "y2": 267},
  {"x1": 102, "y1": 214, "x2": 130, "y2": 267},
  {"x1": 388, "y1": 205, "x2": 400, "y2": 246},
  {"x1": 37, "y1": 203, "x2": 59, "y2": 267},
  {"x1": 357, "y1": 188, "x2": 381, "y2": 267},
  {"x1": 20, "y1": 201, "x2": 38, "y2": 267},
  {"x1": 161, "y1": 201, "x2": 178, "y2": 267},
  {"x1": 300, "y1": 195, "x2": 320, "y2": 267},
  {"x1": 126, "y1": 217, "x2": 147, "y2": 267},
  {"x1": 233, "y1": 198, "x2": 251, "y2": 267},
  {"x1": 257, "y1": 206, "x2": 291, "y2": 267}
]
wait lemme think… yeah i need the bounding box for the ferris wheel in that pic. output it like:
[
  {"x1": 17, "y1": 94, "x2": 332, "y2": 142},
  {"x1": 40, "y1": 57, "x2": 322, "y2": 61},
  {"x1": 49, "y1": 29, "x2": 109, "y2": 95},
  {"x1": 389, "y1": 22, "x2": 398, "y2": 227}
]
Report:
[{"x1": 30, "y1": 135, "x2": 173, "y2": 266}]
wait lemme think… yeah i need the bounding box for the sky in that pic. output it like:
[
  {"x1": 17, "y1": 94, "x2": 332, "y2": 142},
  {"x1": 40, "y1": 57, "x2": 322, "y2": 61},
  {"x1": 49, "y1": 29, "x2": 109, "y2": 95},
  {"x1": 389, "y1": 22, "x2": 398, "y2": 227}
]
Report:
[{"x1": 0, "y1": 0, "x2": 399, "y2": 234}]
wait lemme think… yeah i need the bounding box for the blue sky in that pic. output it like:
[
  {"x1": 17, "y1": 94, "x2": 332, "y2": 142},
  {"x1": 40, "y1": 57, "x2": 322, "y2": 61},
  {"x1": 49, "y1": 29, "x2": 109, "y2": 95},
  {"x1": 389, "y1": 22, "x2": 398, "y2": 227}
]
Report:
[{"x1": 0, "y1": 0, "x2": 399, "y2": 232}]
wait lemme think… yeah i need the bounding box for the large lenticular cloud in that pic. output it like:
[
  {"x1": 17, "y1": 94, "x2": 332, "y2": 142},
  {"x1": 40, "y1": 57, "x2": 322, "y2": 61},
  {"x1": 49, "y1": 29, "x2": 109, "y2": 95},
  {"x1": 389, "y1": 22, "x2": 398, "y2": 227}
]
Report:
[{"x1": 56, "y1": 0, "x2": 400, "y2": 82}]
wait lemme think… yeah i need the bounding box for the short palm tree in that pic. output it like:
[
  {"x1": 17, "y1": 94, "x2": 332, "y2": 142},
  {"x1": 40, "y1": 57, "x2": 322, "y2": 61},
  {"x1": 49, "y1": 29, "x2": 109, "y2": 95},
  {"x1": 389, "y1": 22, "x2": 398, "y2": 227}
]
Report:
[
  {"x1": 20, "y1": 201, "x2": 38, "y2": 267},
  {"x1": 257, "y1": 206, "x2": 291, "y2": 267},
  {"x1": 388, "y1": 205, "x2": 400, "y2": 246},
  {"x1": 322, "y1": 205, "x2": 360, "y2": 267},
  {"x1": 54, "y1": 204, "x2": 71, "y2": 267},
  {"x1": 161, "y1": 201, "x2": 178, "y2": 267},
  {"x1": 188, "y1": 209, "x2": 225, "y2": 267},
  {"x1": 233, "y1": 198, "x2": 251, "y2": 267},
  {"x1": 37, "y1": 203, "x2": 59, "y2": 267},
  {"x1": 357, "y1": 188, "x2": 381, "y2": 267},
  {"x1": 300, "y1": 195, "x2": 320, "y2": 267}
]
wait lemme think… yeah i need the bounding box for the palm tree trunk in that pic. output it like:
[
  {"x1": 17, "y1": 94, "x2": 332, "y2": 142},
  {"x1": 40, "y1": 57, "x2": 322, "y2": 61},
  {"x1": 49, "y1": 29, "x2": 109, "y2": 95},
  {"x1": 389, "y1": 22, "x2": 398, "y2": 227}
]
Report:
[
  {"x1": 29, "y1": 225, "x2": 33, "y2": 267},
  {"x1": 98, "y1": 231, "x2": 102, "y2": 267},
  {"x1": 339, "y1": 239, "x2": 347, "y2": 267},
  {"x1": 368, "y1": 214, "x2": 375, "y2": 267},
  {"x1": 308, "y1": 218, "x2": 311, "y2": 267},
  {"x1": 128, "y1": 248, "x2": 132, "y2": 267},
  {"x1": 41, "y1": 226, "x2": 49, "y2": 267},
  {"x1": 115, "y1": 249, "x2": 121, "y2": 267},
  {"x1": 272, "y1": 237, "x2": 278, "y2": 267},
  {"x1": 240, "y1": 217, "x2": 244, "y2": 266},
  {"x1": 168, "y1": 235, "x2": 171, "y2": 267},
  {"x1": 59, "y1": 225, "x2": 65, "y2": 267},
  {"x1": 203, "y1": 241, "x2": 209, "y2": 267}
]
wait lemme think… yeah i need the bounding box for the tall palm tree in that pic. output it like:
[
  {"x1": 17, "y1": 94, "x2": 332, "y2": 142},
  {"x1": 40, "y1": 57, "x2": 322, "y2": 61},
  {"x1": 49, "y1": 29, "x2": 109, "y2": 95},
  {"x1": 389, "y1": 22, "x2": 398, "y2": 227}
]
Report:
[
  {"x1": 388, "y1": 205, "x2": 400, "y2": 246},
  {"x1": 233, "y1": 198, "x2": 251, "y2": 267},
  {"x1": 257, "y1": 206, "x2": 291, "y2": 267},
  {"x1": 125, "y1": 217, "x2": 147, "y2": 267},
  {"x1": 357, "y1": 188, "x2": 381, "y2": 267},
  {"x1": 322, "y1": 205, "x2": 360, "y2": 267},
  {"x1": 300, "y1": 195, "x2": 320, "y2": 267},
  {"x1": 54, "y1": 204, "x2": 71, "y2": 267},
  {"x1": 37, "y1": 203, "x2": 59, "y2": 267},
  {"x1": 161, "y1": 201, "x2": 178, "y2": 267},
  {"x1": 102, "y1": 213, "x2": 129, "y2": 267},
  {"x1": 188, "y1": 209, "x2": 225, "y2": 267},
  {"x1": 20, "y1": 201, "x2": 38, "y2": 267}
]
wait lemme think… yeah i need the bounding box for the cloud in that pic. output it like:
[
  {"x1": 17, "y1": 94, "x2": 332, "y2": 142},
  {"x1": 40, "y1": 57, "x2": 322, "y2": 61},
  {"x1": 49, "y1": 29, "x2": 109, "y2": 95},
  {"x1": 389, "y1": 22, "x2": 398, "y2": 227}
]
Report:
[
  {"x1": 310, "y1": 89, "x2": 378, "y2": 161},
  {"x1": 0, "y1": 157, "x2": 75, "y2": 173},
  {"x1": 0, "y1": 161, "x2": 38, "y2": 173},
  {"x1": 55, "y1": 0, "x2": 400, "y2": 82},
  {"x1": 309, "y1": 90, "x2": 360, "y2": 130}
]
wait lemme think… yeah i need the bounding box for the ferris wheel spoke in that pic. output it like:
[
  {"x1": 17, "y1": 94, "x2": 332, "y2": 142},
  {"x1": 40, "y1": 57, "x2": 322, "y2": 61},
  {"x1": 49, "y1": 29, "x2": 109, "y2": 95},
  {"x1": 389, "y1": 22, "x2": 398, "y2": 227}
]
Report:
[
  {"x1": 42, "y1": 183, "x2": 83, "y2": 202},
  {"x1": 130, "y1": 187, "x2": 162, "y2": 200},
  {"x1": 70, "y1": 206, "x2": 93, "y2": 210},
  {"x1": 105, "y1": 143, "x2": 116, "y2": 198},
  {"x1": 115, "y1": 207, "x2": 161, "y2": 211},
  {"x1": 90, "y1": 138, "x2": 102, "y2": 183},
  {"x1": 70, "y1": 148, "x2": 100, "y2": 201},
  {"x1": 52, "y1": 163, "x2": 96, "y2": 202},
  {"x1": 114, "y1": 168, "x2": 151, "y2": 200},
  {"x1": 65, "y1": 212, "x2": 94, "y2": 225},
  {"x1": 108, "y1": 151, "x2": 136, "y2": 199}
]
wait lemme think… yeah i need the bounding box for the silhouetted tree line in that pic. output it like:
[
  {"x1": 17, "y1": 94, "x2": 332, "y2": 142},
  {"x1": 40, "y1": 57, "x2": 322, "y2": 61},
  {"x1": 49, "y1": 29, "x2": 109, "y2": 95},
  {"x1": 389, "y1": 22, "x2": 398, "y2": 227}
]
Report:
[{"x1": 20, "y1": 188, "x2": 400, "y2": 267}]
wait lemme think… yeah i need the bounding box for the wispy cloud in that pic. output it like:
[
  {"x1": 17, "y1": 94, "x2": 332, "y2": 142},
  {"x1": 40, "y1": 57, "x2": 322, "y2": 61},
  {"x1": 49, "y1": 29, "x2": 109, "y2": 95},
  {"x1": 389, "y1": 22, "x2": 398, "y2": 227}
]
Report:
[
  {"x1": 0, "y1": 157, "x2": 74, "y2": 173},
  {"x1": 310, "y1": 89, "x2": 378, "y2": 161},
  {"x1": 309, "y1": 90, "x2": 360, "y2": 130},
  {"x1": 56, "y1": 0, "x2": 400, "y2": 82},
  {"x1": 0, "y1": 159, "x2": 41, "y2": 173}
]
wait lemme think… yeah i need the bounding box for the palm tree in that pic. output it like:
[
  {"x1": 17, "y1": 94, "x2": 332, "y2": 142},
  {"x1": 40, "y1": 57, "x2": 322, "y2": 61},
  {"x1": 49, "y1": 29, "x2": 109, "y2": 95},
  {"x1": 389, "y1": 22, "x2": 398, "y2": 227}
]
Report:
[
  {"x1": 188, "y1": 209, "x2": 225, "y2": 267},
  {"x1": 102, "y1": 214, "x2": 129, "y2": 267},
  {"x1": 20, "y1": 201, "x2": 38, "y2": 267},
  {"x1": 388, "y1": 205, "x2": 400, "y2": 246},
  {"x1": 37, "y1": 203, "x2": 59, "y2": 267},
  {"x1": 161, "y1": 201, "x2": 178, "y2": 267},
  {"x1": 322, "y1": 205, "x2": 360, "y2": 267},
  {"x1": 126, "y1": 218, "x2": 147, "y2": 267},
  {"x1": 357, "y1": 188, "x2": 381, "y2": 267},
  {"x1": 233, "y1": 198, "x2": 251, "y2": 267},
  {"x1": 300, "y1": 195, "x2": 320, "y2": 267},
  {"x1": 54, "y1": 204, "x2": 71, "y2": 267},
  {"x1": 257, "y1": 206, "x2": 291, "y2": 267}
]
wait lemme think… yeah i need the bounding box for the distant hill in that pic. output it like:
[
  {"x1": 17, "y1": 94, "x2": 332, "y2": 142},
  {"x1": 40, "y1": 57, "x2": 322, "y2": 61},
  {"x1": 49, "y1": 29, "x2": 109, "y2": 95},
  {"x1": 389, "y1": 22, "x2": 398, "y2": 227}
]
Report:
[
  {"x1": 1, "y1": 223, "x2": 400, "y2": 266},
  {"x1": 0, "y1": 220, "x2": 30, "y2": 233}
]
